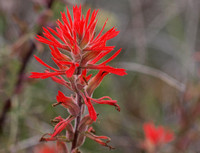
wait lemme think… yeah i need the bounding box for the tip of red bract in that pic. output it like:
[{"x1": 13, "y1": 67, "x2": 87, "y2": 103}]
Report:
[
  {"x1": 113, "y1": 68, "x2": 127, "y2": 76},
  {"x1": 29, "y1": 74, "x2": 34, "y2": 78},
  {"x1": 56, "y1": 90, "x2": 65, "y2": 102},
  {"x1": 92, "y1": 117, "x2": 97, "y2": 122},
  {"x1": 121, "y1": 70, "x2": 128, "y2": 76},
  {"x1": 115, "y1": 104, "x2": 120, "y2": 112},
  {"x1": 29, "y1": 72, "x2": 39, "y2": 78},
  {"x1": 73, "y1": 4, "x2": 81, "y2": 9}
]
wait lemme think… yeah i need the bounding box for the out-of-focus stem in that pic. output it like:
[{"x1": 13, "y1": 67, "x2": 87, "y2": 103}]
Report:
[{"x1": 0, "y1": 42, "x2": 35, "y2": 133}]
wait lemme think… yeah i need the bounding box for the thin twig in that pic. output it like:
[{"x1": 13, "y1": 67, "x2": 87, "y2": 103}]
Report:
[
  {"x1": 146, "y1": 0, "x2": 187, "y2": 43},
  {"x1": 119, "y1": 62, "x2": 186, "y2": 92}
]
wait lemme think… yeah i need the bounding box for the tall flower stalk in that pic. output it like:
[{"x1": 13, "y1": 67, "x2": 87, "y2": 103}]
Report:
[{"x1": 30, "y1": 5, "x2": 126, "y2": 152}]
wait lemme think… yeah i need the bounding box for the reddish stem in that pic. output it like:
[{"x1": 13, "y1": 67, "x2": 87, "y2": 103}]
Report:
[{"x1": 71, "y1": 67, "x2": 83, "y2": 151}]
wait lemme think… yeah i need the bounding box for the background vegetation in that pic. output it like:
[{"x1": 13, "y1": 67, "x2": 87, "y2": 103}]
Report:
[{"x1": 1, "y1": 0, "x2": 200, "y2": 152}]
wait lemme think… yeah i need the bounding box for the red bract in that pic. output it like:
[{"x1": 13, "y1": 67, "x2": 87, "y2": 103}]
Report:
[
  {"x1": 40, "y1": 116, "x2": 75, "y2": 142},
  {"x1": 143, "y1": 122, "x2": 174, "y2": 146},
  {"x1": 54, "y1": 91, "x2": 80, "y2": 116},
  {"x1": 86, "y1": 71, "x2": 109, "y2": 96},
  {"x1": 81, "y1": 92, "x2": 97, "y2": 121},
  {"x1": 30, "y1": 4, "x2": 126, "y2": 151},
  {"x1": 85, "y1": 129, "x2": 114, "y2": 150}
]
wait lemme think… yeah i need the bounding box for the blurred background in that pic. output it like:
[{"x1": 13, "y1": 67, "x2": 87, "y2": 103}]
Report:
[{"x1": 1, "y1": 0, "x2": 200, "y2": 152}]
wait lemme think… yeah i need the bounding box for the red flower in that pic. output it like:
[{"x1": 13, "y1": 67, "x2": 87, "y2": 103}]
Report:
[
  {"x1": 53, "y1": 91, "x2": 80, "y2": 116},
  {"x1": 81, "y1": 92, "x2": 97, "y2": 121},
  {"x1": 36, "y1": 6, "x2": 119, "y2": 54},
  {"x1": 143, "y1": 122, "x2": 174, "y2": 146},
  {"x1": 85, "y1": 127, "x2": 114, "y2": 149},
  {"x1": 35, "y1": 144, "x2": 57, "y2": 153},
  {"x1": 86, "y1": 71, "x2": 109, "y2": 96},
  {"x1": 35, "y1": 142, "x2": 68, "y2": 153},
  {"x1": 31, "y1": 5, "x2": 126, "y2": 148},
  {"x1": 40, "y1": 116, "x2": 75, "y2": 142},
  {"x1": 30, "y1": 5, "x2": 126, "y2": 122},
  {"x1": 81, "y1": 91, "x2": 120, "y2": 121},
  {"x1": 30, "y1": 5, "x2": 126, "y2": 81}
]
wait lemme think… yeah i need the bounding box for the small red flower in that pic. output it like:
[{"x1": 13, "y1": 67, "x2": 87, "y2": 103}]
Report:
[
  {"x1": 81, "y1": 92, "x2": 97, "y2": 121},
  {"x1": 35, "y1": 142, "x2": 68, "y2": 153},
  {"x1": 52, "y1": 91, "x2": 80, "y2": 116},
  {"x1": 80, "y1": 91, "x2": 120, "y2": 121},
  {"x1": 86, "y1": 71, "x2": 109, "y2": 96},
  {"x1": 85, "y1": 127, "x2": 114, "y2": 150},
  {"x1": 35, "y1": 144, "x2": 57, "y2": 153},
  {"x1": 40, "y1": 116, "x2": 75, "y2": 141},
  {"x1": 143, "y1": 122, "x2": 174, "y2": 146}
]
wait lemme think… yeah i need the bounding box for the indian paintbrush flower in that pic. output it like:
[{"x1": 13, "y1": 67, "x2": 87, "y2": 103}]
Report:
[
  {"x1": 142, "y1": 122, "x2": 174, "y2": 153},
  {"x1": 30, "y1": 5, "x2": 126, "y2": 152}
]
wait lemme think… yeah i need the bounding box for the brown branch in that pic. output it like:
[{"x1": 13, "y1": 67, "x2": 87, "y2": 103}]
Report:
[
  {"x1": 0, "y1": 0, "x2": 55, "y2": 133},
  {"x1": 0, "y1": 42, "x2": 35, "y2": 133}
]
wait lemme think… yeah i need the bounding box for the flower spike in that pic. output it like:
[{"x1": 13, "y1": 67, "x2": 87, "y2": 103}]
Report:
[{"x1": 30, "y1": 4, "x2": 126, "y2": 151}]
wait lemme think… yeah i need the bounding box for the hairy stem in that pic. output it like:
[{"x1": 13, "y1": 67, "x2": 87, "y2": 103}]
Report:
[
  {"x1": 71, "y1": 94, "x2": 82, "y2": 151},
  {"x1": 71, "y1": 67, "x2": 82, "y2": 151}
]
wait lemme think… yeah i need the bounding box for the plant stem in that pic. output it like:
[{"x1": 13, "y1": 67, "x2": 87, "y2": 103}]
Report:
[
  {"x1": 71, "y1": 67, "x2": 82, "y2": 151},
  {"x1": 71, "y1": 94, "x2": 82, "y2": 151}
]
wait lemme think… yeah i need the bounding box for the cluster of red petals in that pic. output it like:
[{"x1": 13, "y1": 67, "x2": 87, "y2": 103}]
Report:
[
  {"x1": 30, "y1": 5, "x2": 126, "y2": 80},
  {"x1": 30, "y1": 5, "x2": 126, "y2": 122},
  {"x1": 143, "y1": 122, "x2": 174, "y2": 146}
]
